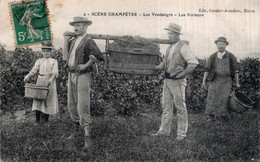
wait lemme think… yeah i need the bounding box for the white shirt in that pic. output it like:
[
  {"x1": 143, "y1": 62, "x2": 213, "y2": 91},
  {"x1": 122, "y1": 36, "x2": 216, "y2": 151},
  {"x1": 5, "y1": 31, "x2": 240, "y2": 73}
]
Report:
[
  {"x1": 217, "y1": 51, "x2": 226, "y2": 59},
  {"x1": 68, "y1": 33, "x2": 87, "y2": 67},
  {"x1": 30, "y1": 58, "x2": 58, "y2": 77}
]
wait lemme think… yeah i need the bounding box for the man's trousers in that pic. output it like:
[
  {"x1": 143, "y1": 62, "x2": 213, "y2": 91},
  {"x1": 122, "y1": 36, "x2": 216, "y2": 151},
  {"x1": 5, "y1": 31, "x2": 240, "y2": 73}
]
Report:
[
  {"x1": 68, "y1": 72, "x2": 92, "y2": 136},
  {"x1": 158, "y1": 78, "x2": 188, "y2": 137}
]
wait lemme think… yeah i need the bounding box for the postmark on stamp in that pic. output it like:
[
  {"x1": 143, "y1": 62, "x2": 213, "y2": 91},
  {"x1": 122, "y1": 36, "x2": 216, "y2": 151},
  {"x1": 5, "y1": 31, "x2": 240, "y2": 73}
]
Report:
[{"x1": 9, "y1": 0, "x2": 52, "y2": 46}]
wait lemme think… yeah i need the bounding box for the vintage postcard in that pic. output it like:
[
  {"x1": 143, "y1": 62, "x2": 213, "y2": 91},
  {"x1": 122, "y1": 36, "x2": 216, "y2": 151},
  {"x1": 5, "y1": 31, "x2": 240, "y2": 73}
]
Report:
[{"x1": 1, "y1": 0, "x2": 259, "y2": 161}]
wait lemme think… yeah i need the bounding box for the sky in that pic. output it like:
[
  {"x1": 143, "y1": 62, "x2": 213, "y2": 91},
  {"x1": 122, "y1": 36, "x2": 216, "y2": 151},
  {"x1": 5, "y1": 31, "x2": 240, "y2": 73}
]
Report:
[{"x1": 0, "y1": 0, "x2": 259, "y2": 59}]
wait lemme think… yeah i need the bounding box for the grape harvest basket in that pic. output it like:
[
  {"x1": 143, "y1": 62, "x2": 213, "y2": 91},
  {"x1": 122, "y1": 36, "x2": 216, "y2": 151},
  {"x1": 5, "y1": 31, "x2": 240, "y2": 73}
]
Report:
[
  {"x1": 24, "y1": 83, "x2": 49, "y2": 100},
  {"x1": 63, "y1": 33, "x2": 175, "y2": 75},
  {"x1": 107, "y1": 44, "x2": 160, "y2": 75}
]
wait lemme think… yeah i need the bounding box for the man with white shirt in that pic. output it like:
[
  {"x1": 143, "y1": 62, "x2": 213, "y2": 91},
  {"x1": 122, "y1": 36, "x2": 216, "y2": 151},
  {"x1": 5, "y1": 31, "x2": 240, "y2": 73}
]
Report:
[
  {"x1": 202, "y1": 37, "x2": 240, "y2": 122},
  {"x1": 152, "y1": 23, "x2": 198, "y2": 141},
  {"x1": 63, "y1": 17, "x2": 103, "y2": 150}
]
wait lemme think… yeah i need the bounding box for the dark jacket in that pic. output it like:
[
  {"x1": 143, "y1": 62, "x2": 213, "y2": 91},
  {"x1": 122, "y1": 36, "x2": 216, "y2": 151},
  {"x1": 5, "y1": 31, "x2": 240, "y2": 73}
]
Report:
[
  {"x1": 206, "y1": 51, "x2": 239, "y2": 80},
  {"x1": 68, "y1": 35, "x2": 103, "y2": 73}
]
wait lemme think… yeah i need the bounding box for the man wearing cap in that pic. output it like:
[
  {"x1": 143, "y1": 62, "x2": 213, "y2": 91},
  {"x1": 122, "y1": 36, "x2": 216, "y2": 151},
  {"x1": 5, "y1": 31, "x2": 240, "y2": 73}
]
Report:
[
  {"x1": 152, "y1": 23, "x2": 198, "y2": 141},
  {"x1": 202, "y1": 37, "x2": 240, "y2": 122},
  {"x1": 63, "y1": 16, "x2": 103, "y2": 150}
]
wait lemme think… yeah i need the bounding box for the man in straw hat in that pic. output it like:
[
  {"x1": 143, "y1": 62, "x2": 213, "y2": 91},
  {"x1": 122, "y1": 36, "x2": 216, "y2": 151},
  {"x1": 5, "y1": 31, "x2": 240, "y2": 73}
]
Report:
[
  {"x1": 63, "y1": 16, "x2": 103, "y2": 150},
  {"x1": 152, "y1": 23, "x2": 198, "y2": 141},
  {"x1": 202, "y1": 37, "x2": 240, "y2": 122}
]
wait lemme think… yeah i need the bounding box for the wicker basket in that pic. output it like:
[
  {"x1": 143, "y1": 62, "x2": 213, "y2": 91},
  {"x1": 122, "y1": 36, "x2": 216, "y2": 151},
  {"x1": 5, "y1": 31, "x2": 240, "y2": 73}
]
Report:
[{"x1": 24, "y1": 83, "x2": 49, "y2": 100}]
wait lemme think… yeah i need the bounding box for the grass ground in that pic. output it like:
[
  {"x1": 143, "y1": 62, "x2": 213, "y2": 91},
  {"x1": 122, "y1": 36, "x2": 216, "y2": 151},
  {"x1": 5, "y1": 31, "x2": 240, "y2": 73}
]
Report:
[{"x1": 1, "y1": 105, "x2": 259, "y2": 161}]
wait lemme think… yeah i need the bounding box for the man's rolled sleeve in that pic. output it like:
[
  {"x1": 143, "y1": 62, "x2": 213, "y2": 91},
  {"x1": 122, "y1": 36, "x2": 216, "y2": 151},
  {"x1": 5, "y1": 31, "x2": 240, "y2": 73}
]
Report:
[
  {"x1": 181, "y1": 45, "x2": 199, "y2": 65},
  {"x1": 87, "y1": 39, "x2": 103, "y2": 61}
]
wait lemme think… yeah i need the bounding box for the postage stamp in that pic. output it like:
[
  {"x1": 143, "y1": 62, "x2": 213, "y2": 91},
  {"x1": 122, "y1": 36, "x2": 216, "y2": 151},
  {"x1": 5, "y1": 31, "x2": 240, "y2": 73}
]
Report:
[{"x1": 9, "y1": 0, "x2": 52, "y2": 46}]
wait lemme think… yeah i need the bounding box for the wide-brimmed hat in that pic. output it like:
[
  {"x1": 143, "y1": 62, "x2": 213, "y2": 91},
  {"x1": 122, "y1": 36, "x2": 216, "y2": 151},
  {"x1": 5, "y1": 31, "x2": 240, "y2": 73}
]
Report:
[
  {"x1": 164, "y1": 23, "x2": 183, "y2": 35},
  {"x1": 69, "y1": 17, "x2": 92, "y2": 26},
  {"x1": 215, "y1": 37, "x2": 229, "y2": 45},
  {"x1": 41, "y1": 42, "x2": 54, "y2": 50}
]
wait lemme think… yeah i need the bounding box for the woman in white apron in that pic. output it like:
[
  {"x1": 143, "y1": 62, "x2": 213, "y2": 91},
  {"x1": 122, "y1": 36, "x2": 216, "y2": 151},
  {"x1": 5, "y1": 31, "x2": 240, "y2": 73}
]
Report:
[{"x1": 24, "y1": 45, "x2": 59, "y2": 124}]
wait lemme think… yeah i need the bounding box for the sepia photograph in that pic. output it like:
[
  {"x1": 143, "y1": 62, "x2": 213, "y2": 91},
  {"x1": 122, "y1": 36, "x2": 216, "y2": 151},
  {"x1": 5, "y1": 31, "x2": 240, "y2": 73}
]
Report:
[{"x1": 0, "y1": 0, "x2": 259, "y2": 161}]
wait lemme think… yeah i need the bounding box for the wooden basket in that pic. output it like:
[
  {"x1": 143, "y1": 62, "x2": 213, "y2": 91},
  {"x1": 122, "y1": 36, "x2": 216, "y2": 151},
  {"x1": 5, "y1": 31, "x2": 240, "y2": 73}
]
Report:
[
  {"x1": 24, "y1": 83, "x2": 49, "y2": 100},
  {"x1": 108, "y1": 44, "x2": 160, "y2": 75}
]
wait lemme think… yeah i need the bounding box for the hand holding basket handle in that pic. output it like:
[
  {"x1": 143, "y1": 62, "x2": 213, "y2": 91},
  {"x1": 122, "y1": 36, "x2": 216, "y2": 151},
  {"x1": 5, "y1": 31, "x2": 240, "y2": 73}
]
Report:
[
  {"x1": 24, "y1": 74, "x2": 30, "y2": 82},
  {"x1": 235, "y1": 82, "x2": 240, "y2": 88}
]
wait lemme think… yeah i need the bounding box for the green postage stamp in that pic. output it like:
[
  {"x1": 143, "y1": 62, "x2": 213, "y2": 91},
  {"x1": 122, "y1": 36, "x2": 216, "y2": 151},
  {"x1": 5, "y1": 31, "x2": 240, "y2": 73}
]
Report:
[{"x1": 9, "y1": 0, "x2": 52, "y2": 46}]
